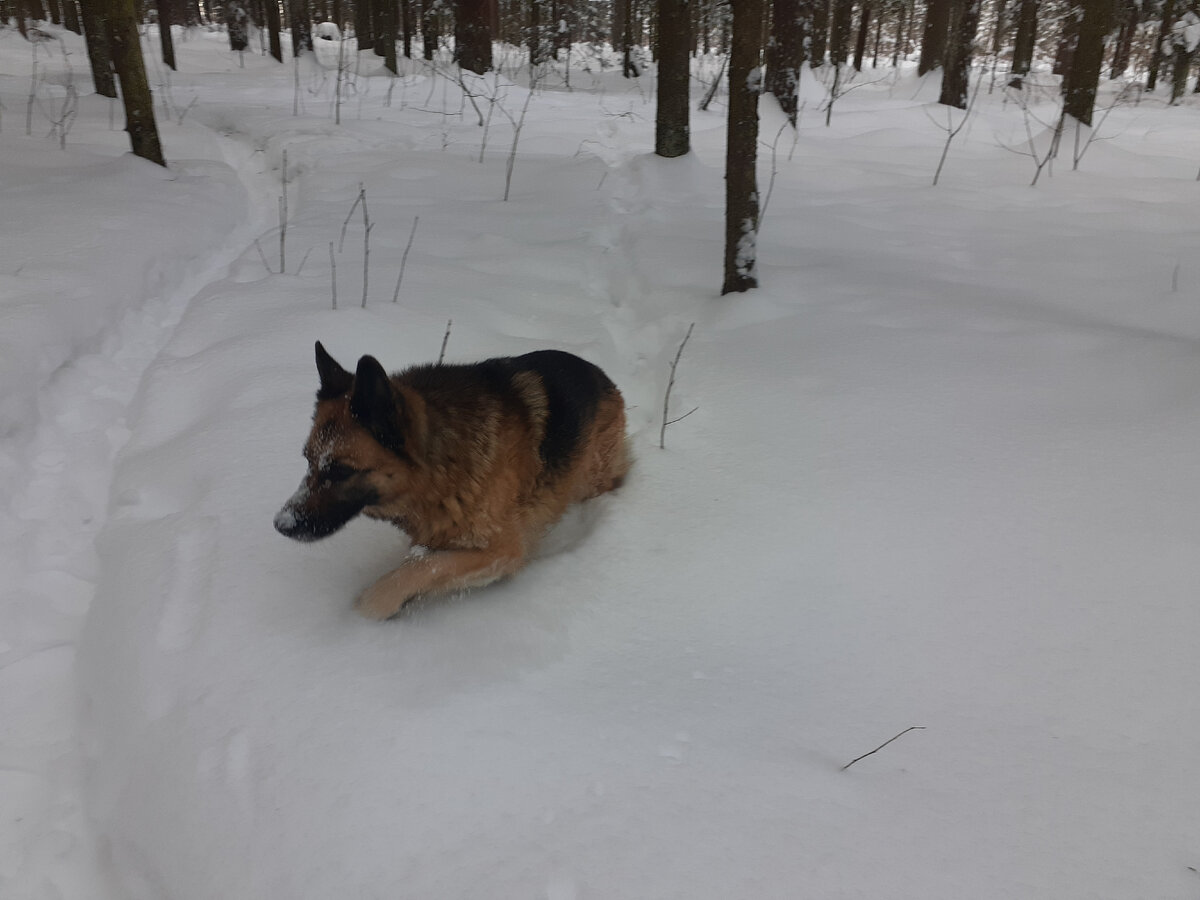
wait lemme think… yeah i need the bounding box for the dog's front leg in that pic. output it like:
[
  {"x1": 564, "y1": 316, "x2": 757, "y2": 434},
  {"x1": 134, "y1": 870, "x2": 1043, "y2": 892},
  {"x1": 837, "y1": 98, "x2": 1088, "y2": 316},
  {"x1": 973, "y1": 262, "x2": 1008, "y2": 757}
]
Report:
[{"x1": 355, "y1": 541, "x2": 526, "y2": 620}]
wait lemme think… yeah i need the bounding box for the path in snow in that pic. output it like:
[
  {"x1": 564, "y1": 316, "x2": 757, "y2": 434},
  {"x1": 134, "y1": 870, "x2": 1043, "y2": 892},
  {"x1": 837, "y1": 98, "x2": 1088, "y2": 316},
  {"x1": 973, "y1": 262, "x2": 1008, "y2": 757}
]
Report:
[{"x1": 0, "y1": 133, "x2": 280, "y2": 900}]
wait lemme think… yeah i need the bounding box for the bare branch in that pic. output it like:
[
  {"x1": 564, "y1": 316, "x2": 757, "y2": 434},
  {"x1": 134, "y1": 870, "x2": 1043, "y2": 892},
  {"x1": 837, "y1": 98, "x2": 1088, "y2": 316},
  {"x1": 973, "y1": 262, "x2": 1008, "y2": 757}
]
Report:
[
  {"x1": 437, "y1": 319, "x2": 452, "y2": 364},
  {"x1": 841, "y1": 726, "x2": 926, "y2": 771},
  {"x1": 660, "y1": 322, "x2": 696, "y2": 450},
  {"x1": 392, "y1": 215, "x2": 420, "y2": 303}
]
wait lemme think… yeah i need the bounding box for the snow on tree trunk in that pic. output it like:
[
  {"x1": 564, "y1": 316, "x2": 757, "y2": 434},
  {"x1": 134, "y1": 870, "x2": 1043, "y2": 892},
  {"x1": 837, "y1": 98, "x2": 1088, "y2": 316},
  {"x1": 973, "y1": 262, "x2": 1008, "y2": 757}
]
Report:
[{"x1": 722, "y1": 0, "x2": 763, "y2": 296}]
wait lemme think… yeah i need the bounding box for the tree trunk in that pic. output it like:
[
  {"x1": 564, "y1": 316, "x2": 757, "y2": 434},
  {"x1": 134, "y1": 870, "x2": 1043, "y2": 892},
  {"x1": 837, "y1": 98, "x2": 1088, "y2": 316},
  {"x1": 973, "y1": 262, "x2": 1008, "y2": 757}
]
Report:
[
  {"x1": 79, "y1": 0, "x2": 118, "y2": 97},
  {"x1": 227, "y1": 0, "x2": 249, "y2": 50},
  {"x1": 375, "y1": 0, "x2": 397, "y2": 70},
  {"x1": 355, "y1": 0, "x2": 374, "y2": 50},
  {"x1": 655, "y1": 0, "x2": 690, "y2": 156},
  {"x1": 918, "y1": 0, "x2": 950, "y2": 74},
  {"x1": 64, "y1": 0, "x2": 81, "y2": 32},
  {"x1": 399, "y1": 0, "x2": 411, "y2": 56},
  {"x1": 852, "y1": 0, "x2": 871, "y2": 71},
  {"x1": 455, "y1": 0, "x2": 491, "y2": 73},
  {"x1": 264, "y1": 0, "x2": 282, "y2": 59},
  {"x1": 1064, "y1": 0, "x2": 1111, "y2": 123},
  {"x1": 938, "y1": 0, "x2": 980, "y2": 108},
  {"x1": 420, "y1": 0, "x2": 438, "y2": 59},
  {"x1": 108, "y1": 0, "x2": 166, "y2": 165},
  {"x1": 290, "y1": 0, "x2": 312, "y2": 55},
  {"x1": 1008, "y1": 0, "x2": 1036, "y2": 85},
  {"x1": 766, "y1": 0, "x2": 804, "y2": 123},
  {"x1": 829, "y1": 0, "x2": 852, "y2": 64},
  {"x1": 722, "y1": 0, "x2": 763, "y2": 296},
  {"x1": 621, "y1": 0, "x2": 640, "y2": 76},
  {"x1": 809, "y1": 0, "x2": 828, "y2": 65},
  {"x1": 1147, "y1": 0, "x2": 1175, "y2": 91},
  {"x1": 1108, "y1": 0, "x2": 1135, "y2": 78},
  {"x1": 156, "y1": 0, "x2": 177, "y2": 68}
]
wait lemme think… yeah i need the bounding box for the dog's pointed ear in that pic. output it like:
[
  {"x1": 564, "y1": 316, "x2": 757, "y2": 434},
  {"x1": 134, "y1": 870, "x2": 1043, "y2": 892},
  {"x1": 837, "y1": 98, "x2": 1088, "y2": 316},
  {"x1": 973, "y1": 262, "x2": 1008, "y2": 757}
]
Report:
[
  {"x1": 315, "y1": 341, "x2": 353, "y2": 399},
  {"x1": 350, "y1": 355, "x2": 407, "y2": 456}
]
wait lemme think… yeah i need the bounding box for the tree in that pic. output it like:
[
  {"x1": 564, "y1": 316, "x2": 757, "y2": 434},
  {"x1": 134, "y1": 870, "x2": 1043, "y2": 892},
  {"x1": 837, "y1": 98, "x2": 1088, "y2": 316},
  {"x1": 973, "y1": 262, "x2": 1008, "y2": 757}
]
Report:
[
  {"x1": 1168, "y1": 9, "x2": 1200, "y2": 102},
  {"x1": 227, "y1": 0, "x2": 249, "y2": 51},
  {"x1": 810, "y1": 0, "x2": 829, "y2": 64},
  {"x1": 290, "y1": 0, "x2": 314, "y2": 56},
  {"x1": 852, "y1": 0, "x2": 872, "y2": 71},
  {"x1": 766, "y1": 0, "x2": 806, "y2": 124},
  {"x1": 829, "y1": 0, "x2": 853, "y2": 63},
  {"x1": 265, "y1": 0, "x2": 283, "y2": 61},
  {"x1": 722, "y1": 0, "x2": 763, "y2": 295},
  {"x1": 156, "y1": 0, "x2": 177, "y2": 69},
  {"x1": 1147, "y1": 0, "x2": 1175, "y2": 91},
  {"x1": 455, "y1": 0, "x2": 492, "y2": 73},
  {"x1": 108, "y1": 0, "x2": 166, "y2": 165},
  {"x1": 918, "y1": 0, "x2": 950, "y2": 74},
  {"x1": 938, "y1": 0, "x2": 980, "y2": 108},
  {"x1": 656, "y1": 0, "x2": 690, "y2": 157},
  {"x1": 1008, "y1": 0, "x2": 1038, "y2": 86},
  {"x1": 78, "y1": 0, "x2": 118, "y2": 97},
  {"x1": 1064, "y1": 0, "x2": 1113, "y2": 124}
]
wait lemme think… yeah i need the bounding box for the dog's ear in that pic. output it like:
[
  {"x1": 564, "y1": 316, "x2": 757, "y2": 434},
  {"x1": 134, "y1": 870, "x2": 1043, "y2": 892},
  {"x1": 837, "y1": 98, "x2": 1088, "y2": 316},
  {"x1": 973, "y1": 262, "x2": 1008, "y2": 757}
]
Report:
[
  {"x1": 350, "y1": 355, "x2": 407, "y2": 456},
  {"x1": 315, "y1": 341, "x2": 353, "y2": 399}
]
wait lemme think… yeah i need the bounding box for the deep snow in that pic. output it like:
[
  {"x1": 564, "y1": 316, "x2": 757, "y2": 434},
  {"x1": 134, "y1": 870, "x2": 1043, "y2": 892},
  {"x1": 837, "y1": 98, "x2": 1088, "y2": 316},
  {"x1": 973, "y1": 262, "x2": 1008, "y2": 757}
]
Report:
[{"x1": 3, "y1": 22, "x2": 1200, "y2": 900}]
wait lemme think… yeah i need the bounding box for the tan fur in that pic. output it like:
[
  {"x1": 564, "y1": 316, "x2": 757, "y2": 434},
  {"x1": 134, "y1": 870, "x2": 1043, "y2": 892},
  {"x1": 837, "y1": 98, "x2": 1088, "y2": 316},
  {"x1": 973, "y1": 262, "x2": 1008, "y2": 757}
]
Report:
[{"x1": 300, "y1": 368, "x2": 630, "y2": 619}]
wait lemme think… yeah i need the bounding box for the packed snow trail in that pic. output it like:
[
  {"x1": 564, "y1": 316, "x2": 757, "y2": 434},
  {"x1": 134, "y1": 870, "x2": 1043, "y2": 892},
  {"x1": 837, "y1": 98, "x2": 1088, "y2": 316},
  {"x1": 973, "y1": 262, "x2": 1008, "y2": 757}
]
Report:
[{"x1": 0, "y1": 96, "x2": 287, "y2": 899}]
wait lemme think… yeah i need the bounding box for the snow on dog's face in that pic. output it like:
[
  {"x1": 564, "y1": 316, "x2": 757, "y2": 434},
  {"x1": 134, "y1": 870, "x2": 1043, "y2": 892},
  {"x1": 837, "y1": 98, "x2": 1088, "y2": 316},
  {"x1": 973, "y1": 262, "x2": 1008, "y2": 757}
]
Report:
[{"x1": 273, "y1": 342, "x2": 414, "y2": 542}]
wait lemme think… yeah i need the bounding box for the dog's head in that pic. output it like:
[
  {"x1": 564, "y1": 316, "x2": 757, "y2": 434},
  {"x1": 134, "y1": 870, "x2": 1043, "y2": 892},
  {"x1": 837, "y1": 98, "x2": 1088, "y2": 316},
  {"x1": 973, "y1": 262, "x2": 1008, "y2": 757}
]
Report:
[{"x1": 274, "y1": 342, "x2": 419, "y2": 542}]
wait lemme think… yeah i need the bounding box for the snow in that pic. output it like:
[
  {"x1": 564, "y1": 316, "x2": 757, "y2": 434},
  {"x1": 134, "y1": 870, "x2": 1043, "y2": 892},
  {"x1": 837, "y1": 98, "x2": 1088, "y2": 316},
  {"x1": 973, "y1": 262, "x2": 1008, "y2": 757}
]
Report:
[{"x1": 3, "y1": 23, "x2": 1200, "y2": 900}]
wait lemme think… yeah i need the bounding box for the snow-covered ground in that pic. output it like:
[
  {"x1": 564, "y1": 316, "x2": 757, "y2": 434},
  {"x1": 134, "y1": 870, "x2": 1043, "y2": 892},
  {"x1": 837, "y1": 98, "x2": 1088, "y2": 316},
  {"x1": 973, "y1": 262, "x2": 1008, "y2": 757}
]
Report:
[{"x1": 3, "y1": 23, "x2": 1200, "y2": 900}]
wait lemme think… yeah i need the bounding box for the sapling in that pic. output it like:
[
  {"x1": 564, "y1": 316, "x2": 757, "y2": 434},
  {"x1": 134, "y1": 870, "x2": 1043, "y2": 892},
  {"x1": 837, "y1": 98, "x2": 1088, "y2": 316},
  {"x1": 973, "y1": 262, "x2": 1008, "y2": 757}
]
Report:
[
  {"x1": 660, "y1": 323, "x2": 698, "y2": 450},
  {"x1": 930, "y1": 70, "x2": 984, "y2": 186},
  {"x1": 391, "y1": 215, "x2": 420, "y2": 303}
]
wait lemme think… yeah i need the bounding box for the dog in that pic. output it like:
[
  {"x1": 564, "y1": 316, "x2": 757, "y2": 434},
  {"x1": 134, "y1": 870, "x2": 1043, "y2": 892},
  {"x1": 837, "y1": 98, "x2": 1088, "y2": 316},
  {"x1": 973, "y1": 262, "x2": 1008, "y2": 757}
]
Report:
[{"x1": 274, "y1": 342, "x2": 630, "y2": 619}]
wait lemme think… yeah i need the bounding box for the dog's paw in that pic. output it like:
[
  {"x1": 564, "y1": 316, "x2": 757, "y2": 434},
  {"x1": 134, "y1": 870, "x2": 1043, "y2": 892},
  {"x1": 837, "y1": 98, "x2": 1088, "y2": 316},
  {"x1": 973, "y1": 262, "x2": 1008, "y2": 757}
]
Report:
[{"x1": 354, "y1": 583, "x2": 408, "y2": 620}]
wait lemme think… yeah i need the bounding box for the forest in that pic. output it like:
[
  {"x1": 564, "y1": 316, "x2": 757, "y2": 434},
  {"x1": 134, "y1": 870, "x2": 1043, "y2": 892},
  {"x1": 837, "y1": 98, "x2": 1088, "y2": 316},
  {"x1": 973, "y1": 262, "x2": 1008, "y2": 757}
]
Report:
[{"x1": 3, "y1": 1, "x2": 1200, "y2": 898}]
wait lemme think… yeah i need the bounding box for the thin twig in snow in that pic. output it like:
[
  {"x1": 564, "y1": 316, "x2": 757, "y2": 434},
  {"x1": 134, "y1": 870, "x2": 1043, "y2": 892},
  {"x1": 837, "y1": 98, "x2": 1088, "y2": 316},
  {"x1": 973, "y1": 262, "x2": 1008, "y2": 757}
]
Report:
[
  {"x1": 841, "y1": 726, "x2": 926, "y2": 771},
  {"x1": 660, "y1": 322, "x2": 698, "y2": 450},
  {"x1": 329, "y1": 241, "x2": 337, "y2": 309},
  {"x1": 392, "y1": 215, "x2": 420, "y2": 303}
]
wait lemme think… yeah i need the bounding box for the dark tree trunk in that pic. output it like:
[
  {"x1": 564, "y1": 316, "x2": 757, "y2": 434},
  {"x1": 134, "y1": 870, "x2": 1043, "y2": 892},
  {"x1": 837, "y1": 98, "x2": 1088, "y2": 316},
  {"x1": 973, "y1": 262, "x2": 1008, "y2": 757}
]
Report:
[
  {"x1": 47, "y1": 0, "x2": 62, "y2": 24},
  {"x1": 79, "y1": 0, "x2": 118, "y2": 97},
  {"x1": 892, "y1": 0, "x2": 908, "y2": 66},
  {"x1": 420, "y1": 0, "x2": 438, "y2": 59},
  {"x1": 766, "y1": 0, "x2": 805, "y2": 123},
  {"x1": 355, "y1": 0, "x2": 374, "y2": 50},
  {"x1": 375, "y1": 0, "x2": 397, "y2": 70},
  {"x1": 399, "y1": 0, "x2": 411, "y2": 56},
  {"x1": 852, "y1": 0, "x2": 871, "y2": 70},
  {"x1": 455, "y1": 0, "x2": 491, "y2": 73},
  {"x1": 264, "y1": 0, "x2": 282, "y2": 59},
  {"x1": 227, "y1": 0, "x2": 249, "y2": 50},
  {"x1": 722, "y1": 0, "x2": 763, "y2": 295},
  {"x1": 829, "y1": 0, "x2": 852, "y2": 63},
  {"x1": 1147, "y1": 0, "x2": 1175, "y2": 91},
  {"x1": 621, "y1": 0, "x2": 640, "y2": 76},
  {"x1": 1108, "y1": 0, "x2": 1135, "y2": 78},
  {"x1": 1053, "y1": 4, "x2": 1080, "y2": 79},
  {"x1": 809, "y1": 0, "x2": 828, "y2": 64},
  {"x1": 938, "y1": 0, "x2": 980, "y2": 107},
  {"x1": 64, "y1": 0, "x2": 81, "y2": 32},
  {"x1": 157, "y1": 0, "x2": 177, "y2": 68},
  {"x1": 1008, "y1": 0, "x2": 1036, "y2": 85},
  {"x1": 655, "y1": 0, "x2": 690, "y2": 156},
  {"x1": 108, "y1": 0, "x2": 166, "y2": 165},
  {"x1": 871, "y1": 5, "x2": 882, "y2": 66},
  {"x1": 290, "y1": 0, "x2": 312, "y2": 54},
  {"x1": 1064, "y1": 0, "x2": 1112, "y2": 122},
  {"x1": 918, "y1": 0, "x2": 950, "y2": 74},
  {"x1": 529, "y1": 0, "x2": 542, "y2": 63}
]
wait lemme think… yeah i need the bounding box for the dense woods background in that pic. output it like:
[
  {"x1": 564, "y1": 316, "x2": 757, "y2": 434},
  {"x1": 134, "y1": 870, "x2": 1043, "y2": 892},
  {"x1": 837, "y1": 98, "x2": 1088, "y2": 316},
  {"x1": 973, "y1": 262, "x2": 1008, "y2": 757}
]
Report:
[{"x1": 6, "y1": 0, "x2": 1200, "y2": 289}]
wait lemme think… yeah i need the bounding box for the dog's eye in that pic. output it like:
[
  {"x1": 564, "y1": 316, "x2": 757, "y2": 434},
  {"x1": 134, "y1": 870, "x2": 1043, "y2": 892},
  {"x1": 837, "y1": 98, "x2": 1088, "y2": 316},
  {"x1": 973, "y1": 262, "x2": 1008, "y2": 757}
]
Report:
[{"x1": 321, "y1": 462, "x2": 357, "y2": 483}]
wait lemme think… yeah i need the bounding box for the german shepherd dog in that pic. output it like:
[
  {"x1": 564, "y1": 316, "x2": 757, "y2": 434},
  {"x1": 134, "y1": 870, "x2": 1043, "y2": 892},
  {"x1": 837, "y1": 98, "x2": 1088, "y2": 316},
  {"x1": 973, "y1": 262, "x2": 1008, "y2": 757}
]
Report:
[{"x1": 274, "y1": 342, "x2": 630, "y2": 619}]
